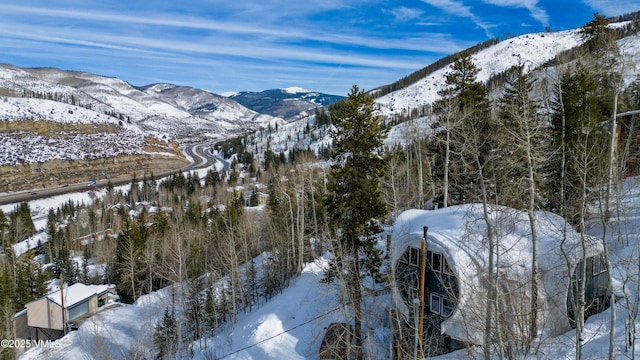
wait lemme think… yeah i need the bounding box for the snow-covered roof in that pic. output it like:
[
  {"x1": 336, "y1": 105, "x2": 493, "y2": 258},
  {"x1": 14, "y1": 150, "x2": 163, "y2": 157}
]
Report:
[
  {"x1": 46, "y1": 283, "x2": 110, "y2": 308},
  {"x1": 390, "y1": 204, "x2": 604, "y2": 345}
]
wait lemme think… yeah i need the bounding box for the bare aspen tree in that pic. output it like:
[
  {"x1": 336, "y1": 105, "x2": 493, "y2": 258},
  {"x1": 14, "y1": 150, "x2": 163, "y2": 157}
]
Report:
[
  {"x1": 497, "y1": 64, "x2": 546, "y2": 348},
  {"x1": 381, "y1": 150, "x2": 401, "y2": 218},
  {"x1": 583, "y1": 15, "x2": 623, "y2": 358}
]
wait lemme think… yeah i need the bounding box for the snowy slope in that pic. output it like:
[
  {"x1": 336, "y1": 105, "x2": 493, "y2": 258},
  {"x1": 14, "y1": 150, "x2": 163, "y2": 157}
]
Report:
[
  {"x1": 244, "y1": 29, "x2": 590, "y2": 159},
  {"x1": 0, "y1": 65, "x2": 284, "y2": 141},
  {"x1": 375, "y1": 28, "x2": 585, "y2": 117},
  {"x1": 255, "y1": 23, "x2": 640, "y2": 160},
  {"x1": 139, "y1": 84, "x2": 281, "y2": 133},
  {"x1": 0, "y1": 96, "x2": 155, "y2": 166},
  {"x1": 618, "y1": 34, "x2": 640, "y2": 87}
]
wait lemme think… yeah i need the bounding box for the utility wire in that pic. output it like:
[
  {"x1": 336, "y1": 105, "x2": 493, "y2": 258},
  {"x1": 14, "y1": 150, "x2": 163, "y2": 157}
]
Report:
[{"x1": 218, "y1": 306, "x2": 341, "y2": 359}]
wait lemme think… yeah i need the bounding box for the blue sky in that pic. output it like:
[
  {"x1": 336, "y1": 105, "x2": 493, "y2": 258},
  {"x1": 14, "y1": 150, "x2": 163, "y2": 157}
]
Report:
[{"x1": 0, "y1": 1, "x2": 638, "y2": 96}]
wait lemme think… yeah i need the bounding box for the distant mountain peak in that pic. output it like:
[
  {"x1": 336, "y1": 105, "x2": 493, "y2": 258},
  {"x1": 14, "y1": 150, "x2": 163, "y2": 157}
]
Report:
[
  {"x1": 229, "y1": 88, "x2": 343, "y2": 120},
  {"x1": 0, "y1": 64, "x2": 282, "y2": 143}
]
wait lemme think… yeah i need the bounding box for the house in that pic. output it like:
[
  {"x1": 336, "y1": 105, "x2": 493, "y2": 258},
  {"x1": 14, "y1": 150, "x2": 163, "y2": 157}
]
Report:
[
  {"x1": 67, "y1": 229, "x2": 115, "y2": 256},
  {"x1": 390, "y1": 204, "x2": 611, "y2": 357},
  {"x1": 14, "y1": 283, "x2": 112, "y2": 346},
  {"x1": 243, "y1": 190, "x2": 269, "y2": 207}
]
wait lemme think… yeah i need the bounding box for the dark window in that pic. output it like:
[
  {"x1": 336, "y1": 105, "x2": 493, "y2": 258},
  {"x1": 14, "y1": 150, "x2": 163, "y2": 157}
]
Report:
[
  {"x1": 409, "y1": 247, "x2": 420, "y2": 266},
  {"x1": 575, "y1": 261, "x2": 584, "y2": 282},
  {"x1": 444, "y1": 259, "x2": 453, "y2": 274},
  {"x1": 430, "y1": 294, "x2": 442, "y2": 314},
  {"x1": 67, "y1": 301, "x2": 89, "y2": 321},
  {"x1": 432, "y1": 252, "x2": 442, "y2": 273},
  {"x1": 592, "y1": 255, "x2": 606, "y2": 275}
]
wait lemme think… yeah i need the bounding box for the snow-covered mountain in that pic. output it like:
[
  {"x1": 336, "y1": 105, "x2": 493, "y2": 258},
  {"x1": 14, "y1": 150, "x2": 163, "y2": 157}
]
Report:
[
  {"x1": 229, "y1": 87, "x2": 344, "y2": 120},
  {"x1": 374, "y1": 28, "x2": 585, "y2": 117},
  {"x1": 0, "y1": 64, "x2": 283, "y2": 141},
  {"x1": 0, "y1": 64, "x2": 290, "y2": 191},
  {"x1": 246, "y1": 21, "x2": 640, "y2": 162}
]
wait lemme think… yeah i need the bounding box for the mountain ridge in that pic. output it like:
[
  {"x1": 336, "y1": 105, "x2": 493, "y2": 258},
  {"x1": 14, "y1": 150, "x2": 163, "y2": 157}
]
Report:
[{"x1": 229, "y1": 88, "x2": 344, "y2": 120}]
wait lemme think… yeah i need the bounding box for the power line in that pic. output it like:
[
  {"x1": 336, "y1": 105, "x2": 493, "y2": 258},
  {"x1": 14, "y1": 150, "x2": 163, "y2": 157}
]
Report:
[{"x1": 218, "y1": 306, "x2": 341, "y2": 359}]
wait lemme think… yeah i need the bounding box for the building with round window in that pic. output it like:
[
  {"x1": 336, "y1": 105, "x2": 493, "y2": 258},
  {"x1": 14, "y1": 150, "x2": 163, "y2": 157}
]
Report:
[{"x1": 390, "y1": 204, "x2": 611, "y2": 358}]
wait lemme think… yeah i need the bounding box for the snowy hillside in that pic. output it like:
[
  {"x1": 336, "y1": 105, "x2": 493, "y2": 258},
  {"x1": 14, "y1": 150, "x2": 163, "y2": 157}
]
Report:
[
  {"x1": 250, "y1": 22, "x2": 640, "y2": 161},
  {"x1": 0, "y1": 96, "x2": 159, "y2": 166},
  {"x1": 375, "y1": 28, "x2": 586, "y2": 117},
  {"x1": 0, "y1": 64, "x2": 283, "y2": 140},
  {"x1": 246, "y1": 29, "x2": 592, "y2": 159}
]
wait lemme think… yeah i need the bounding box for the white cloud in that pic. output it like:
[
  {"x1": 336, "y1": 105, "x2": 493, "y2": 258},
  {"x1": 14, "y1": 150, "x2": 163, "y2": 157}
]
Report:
[
  {"x1": 581, "y1": 0, "x2": 640, "y2": 17},
  {"x1": 481, "y1": 0, "x2": 549, "y2": 26},
  {"x1": 0, "y1": 3, "x2": 462, "y2": 54},
  {"x1": 421, "y1": 0, "x2": 495, "y2": 37},
  {"x1": 386, "y1": 6, "x2": 424, "y2": 22},
  {"x1": 421, "y1": 0, "x2": 474, "y2": 18}
]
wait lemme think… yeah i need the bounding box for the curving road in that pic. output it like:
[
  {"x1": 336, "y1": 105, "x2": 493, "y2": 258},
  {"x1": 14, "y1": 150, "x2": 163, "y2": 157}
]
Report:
[{"x1": 0, "y1": 142, "x2": 220, "y2": 206}]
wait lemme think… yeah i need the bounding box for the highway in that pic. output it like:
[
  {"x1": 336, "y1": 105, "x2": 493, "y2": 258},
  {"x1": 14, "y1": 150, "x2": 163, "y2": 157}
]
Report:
[{"x1": 0, "y1": 142, "x2": 219, "y2": 206}]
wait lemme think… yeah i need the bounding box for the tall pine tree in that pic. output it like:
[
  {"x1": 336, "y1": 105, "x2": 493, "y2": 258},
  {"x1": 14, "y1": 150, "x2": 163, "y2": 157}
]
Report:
[
  {"x1": 432, "y1": 51, "x2": 494, "y2": 206},
  {"x1": 547, "y1": 62, "x2": 609, "y2": 225},
  {"x1": 325, "y1": 85, "x2": 388, "y2": 359}
]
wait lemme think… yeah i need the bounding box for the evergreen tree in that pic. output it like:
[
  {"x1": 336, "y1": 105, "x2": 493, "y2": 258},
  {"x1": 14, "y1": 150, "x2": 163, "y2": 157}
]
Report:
[
  {"x1": 583, "y1": 13, "x2": 617, "y2": 56},
  {"x1": 113, "y1": 224, "x2": 146, "y2": 303},
  {"x1": 0, "y1": 209, "x2": 7, "y2": 248},
  {"x1": 431, "y1": 51, "x2": 494, "y2": 205},
  {"x1": 129, "y1": 172, "x2": 140, "y2": 204},
  {"x1": 154, "y1": 209, "x2": 171, "y2": 237},
  {"x1": 9, "y1": 202, "x2": 36, "y2": 243},
  {"x1": 154, "y1": 307, "x2": 178, "y2": 359},
  {"x1": 244, "y1": 259, "x2": 258, "y2": 310},
  {"x1": 496, "y1": 64, "x2": 543, "y2": 208},
  {"x1": 52, "y1": 245, "x2": 76, "y2": 286},
  {"x1": 249, "y1": 188, "x2": 259, "y2": 207},
  {"x1": 185, "y1": 279, "x2": 204, "y2": 342},
  {"x1": 324, "y1": 85, "x2": 388, "y2": 358},
  {"x1": 204, "y1": 169, "x2": 221, "y2": 187},
  {"x1": 203, "y1": 287, "x2": 220, "y2": 332},
  {"x1": 226, "y1": 192, "x2": 244, "y2": 226},
  {"x1": 0, "y1": 209, "x2": 9, "y2": 248},
  {"x1": 45, "y1": 209, "x2": 60, "y2": 263},
  {"x1": 547, "y1": 63, "x2": 609, "y2": 224}
]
